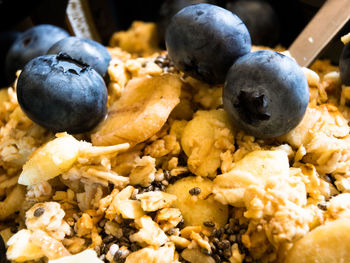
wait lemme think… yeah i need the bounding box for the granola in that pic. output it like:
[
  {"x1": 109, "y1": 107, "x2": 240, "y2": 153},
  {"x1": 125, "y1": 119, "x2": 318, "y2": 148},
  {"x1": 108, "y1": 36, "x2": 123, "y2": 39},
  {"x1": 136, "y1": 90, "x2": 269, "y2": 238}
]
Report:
[{"x1": 2, "y1": 21, "x2": 350, "y2": 263}]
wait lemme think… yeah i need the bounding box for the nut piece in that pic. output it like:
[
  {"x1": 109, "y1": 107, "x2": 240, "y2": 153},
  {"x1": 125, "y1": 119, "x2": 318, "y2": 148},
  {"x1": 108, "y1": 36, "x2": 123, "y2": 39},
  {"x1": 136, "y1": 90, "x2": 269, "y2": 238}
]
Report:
[
  {"x1": 130, "y1": 216, "x2": 168, "y2": 247},
  {"x1": 136, "y1": 191, "x2": 177, "y2": 212}
]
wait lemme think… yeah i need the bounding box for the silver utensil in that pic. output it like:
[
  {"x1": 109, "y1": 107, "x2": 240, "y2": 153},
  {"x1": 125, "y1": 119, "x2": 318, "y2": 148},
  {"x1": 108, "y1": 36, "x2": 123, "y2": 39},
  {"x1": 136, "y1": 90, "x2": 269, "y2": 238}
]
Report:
[{"x1": 289, "y1": 0, "x2": 350, "y2": 67}]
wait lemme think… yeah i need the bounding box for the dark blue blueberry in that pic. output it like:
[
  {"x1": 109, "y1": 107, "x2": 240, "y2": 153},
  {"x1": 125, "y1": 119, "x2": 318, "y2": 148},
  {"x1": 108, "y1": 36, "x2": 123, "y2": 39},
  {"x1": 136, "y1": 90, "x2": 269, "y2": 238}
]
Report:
[
  {"x1": 0, "y1": 234, "x2": 5, "y2": 263},
  {"x1": 165, "y1": 3, "x2": 251, "y2": 84},
  {"x1": 47, "y1": 37, "x2": 111, "y2": 77},
  {"x1": 157, "y1": 0, "x2": 217, "y2": 45},
  {"x1": 0, "y1": 31, "x2": 21, "y2": 87},
  {"x1": 5, "y1": 24, "x2": 69, "y2": 83},
  {"x1": 223, "y1": 50, "x2": 309, "y2": 138},
  {"x1": 17, "y1": 54, "x2": 107, "y2": 134},
  {"x1": 225, "y1": 0, "x2": 279, "y2": 47},
  {"x1": 340, "y1": 42, "x2": 350, "y2": 85}
]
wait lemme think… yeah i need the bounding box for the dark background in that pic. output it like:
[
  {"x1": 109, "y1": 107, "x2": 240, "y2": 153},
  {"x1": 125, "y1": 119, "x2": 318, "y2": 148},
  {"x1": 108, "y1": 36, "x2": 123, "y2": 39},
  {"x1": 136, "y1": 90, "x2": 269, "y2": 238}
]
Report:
[{"x1": 1, "y1": 0, "x2": 349, "y2": 64}]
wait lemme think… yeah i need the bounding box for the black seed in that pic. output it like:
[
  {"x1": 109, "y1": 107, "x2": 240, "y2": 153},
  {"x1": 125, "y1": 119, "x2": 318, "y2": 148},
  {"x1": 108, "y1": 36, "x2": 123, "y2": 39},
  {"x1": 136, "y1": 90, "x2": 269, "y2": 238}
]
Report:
[
  {"x1": 212, "y1": 237, "x2": 220, "y2": 245},
  {"x1": 130, "y1": 243, "x2": 140, "y2": 252},
  {"x1": 211, "y1": 229, "x2": 219, "y2": 237},
  {"x1": 166, "y1": 228, "x2": 176, "y2": 235},
  {"x1": 217, "y1": 228, "x2": 224, "y2": 236},
  {"x1": 119, "y1": 236, "x2": 130, "y2": 245},
  {"x1": 217, "y1": 240, "x2": 230, "y2": 250},
  {"x1": 223, "y1": 248, "x2": 232, "y2": 258},
  {"x1": 189, "y1": 187, "x2": 201, "y2": 195},
  {"x1": 203, "y1": 221, "x2": 215, "y2": 227},
  {"x1": 317, "y1": 202, "x2": 327, "y2": 211},
  {"x1": 239, "y1": 229, "x2": 246, "y2": 235},
  {"x1": 213, "y1": 254, "x2": 221, "y2": 263},
  {"x1": 113, "y1": 250, "x2": 123, "y2": 262},
  {"x1": 201, "y1": 248, "x2": 211, "y2": 255},
  {"x1": 33, "y1": 207, "x2": 45, "y2": 217},
  {"x1": 10, "y1": 226, "x2": 18, "y2": 233},
  {"x1": 210, "y1": 242, "x2": 216, "y2": 252},
  {"x1": 177, "y1": 219, "x2": 185, "y2": 229},
  {"x1": 229, "y1": 235, "x2": 236, "y2": 243},
  {"x1": 102, "y1": 235, "x2": 115, "y2": 243},
  {"x1": 164, "y1": 170, "x2": 171, "y2": 180},
  {"x1": 236, "y1": 234, "x2": 241, "y2": 243}
]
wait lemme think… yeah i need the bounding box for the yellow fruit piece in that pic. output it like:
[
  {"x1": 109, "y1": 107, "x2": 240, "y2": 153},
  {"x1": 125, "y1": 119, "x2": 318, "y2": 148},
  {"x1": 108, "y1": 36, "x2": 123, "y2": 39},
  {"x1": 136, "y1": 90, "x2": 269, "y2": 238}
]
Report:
[
  {"x1": 285, "y1": 219, "x2": 350, "y2": 263},
  {"x1": 18, "y1": 134, "x2": 80, "y2": 186},
  {"x1": 48, "y1": 250, "x2": 103, "y2": 263},
  {"x1": 213, "y1": 150, "x2": 289, "y2": 207},
  {"x1": 92, "y1": 74, "x2": 182, "y2": 146},
  {"x1": 166, "y1": 176, "x2": 228, "y2": 227},
  {"x1": 181, "y1": 109, "x2": 234, "y2": 177},
  {"x1": 6, "y1": 229, "x2": 44, "y2": 262}
]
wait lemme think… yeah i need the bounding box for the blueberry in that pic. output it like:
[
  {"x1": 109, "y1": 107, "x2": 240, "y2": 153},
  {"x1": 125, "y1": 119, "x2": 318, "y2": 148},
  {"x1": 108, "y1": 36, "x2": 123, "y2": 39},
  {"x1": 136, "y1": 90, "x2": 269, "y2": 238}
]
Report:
[
  {"x1": 17, "y1": 53, "x2": 107, "y2": 134},
  {"x1": 157, "y1": 0, "x2": 217, "y2": 45},
  {"x1": 5, "y1": 24, "x2": 69, "y2": 83},
  {"x1": 340, "y1": 42, "x2": 350, "y2": 85},
  {"x1": 225, "y1": 0, "x2": 279, "y2": 47},
  {"x1": 223, "y1": 50, "x2": 309, "y2": 138},
  {"x1": 165, "y1": 3, "x2": 251, "y2": 84},
  {"x1": 47, "y1": 37, "x2": 111, "y2": 77},
  {"x1": 0, "y1": 234, "x2": 5, "y2": 263},
  {"x1": 0, "y1": 31, "x2": 21, "y2": 87}
]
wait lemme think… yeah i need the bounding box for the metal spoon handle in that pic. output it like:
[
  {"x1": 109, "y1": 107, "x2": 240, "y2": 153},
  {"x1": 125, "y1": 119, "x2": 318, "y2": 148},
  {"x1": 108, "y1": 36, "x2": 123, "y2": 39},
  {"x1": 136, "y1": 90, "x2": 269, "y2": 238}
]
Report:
[{"x1": 289, "y1": 0, "x2": 350, "y2": 67}]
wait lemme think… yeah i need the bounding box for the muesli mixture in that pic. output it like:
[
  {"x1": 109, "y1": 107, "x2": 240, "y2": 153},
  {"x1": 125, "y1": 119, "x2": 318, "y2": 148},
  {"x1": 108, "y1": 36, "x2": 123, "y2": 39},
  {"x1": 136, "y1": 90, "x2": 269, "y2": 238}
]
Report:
[{"x1": 1, "y1": 21, "x2": 350, "y2": 263}]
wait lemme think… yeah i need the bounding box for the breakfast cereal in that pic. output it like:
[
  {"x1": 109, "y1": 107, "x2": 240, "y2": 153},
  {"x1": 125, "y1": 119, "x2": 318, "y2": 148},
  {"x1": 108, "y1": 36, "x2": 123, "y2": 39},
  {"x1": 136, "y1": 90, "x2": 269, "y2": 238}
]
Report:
[{"x1": 1, "y1": 21, "x2": 350, "y2": 263}]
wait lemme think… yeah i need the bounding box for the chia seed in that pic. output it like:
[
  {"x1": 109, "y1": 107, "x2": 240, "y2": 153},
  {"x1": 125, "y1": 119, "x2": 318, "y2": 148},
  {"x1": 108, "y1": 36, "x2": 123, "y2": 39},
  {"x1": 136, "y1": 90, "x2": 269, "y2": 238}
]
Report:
[
  {"x1": 166, "y1": 228, "x2": 176, "y2": 235},
  {"x1": 154, "y1": 54, "x2": 177, "y2": 73},
  {"x1": 208, "y1": 211, "x2": 251, "y2": 262},
  {"x1": 317, "y1": 202, "x2": 327, "y2": 211},
  {"x1": 177, "y1": 219, "x2": 185, "y2": 229},
  {"x1": 130, "y1": 242, "x2": 141, "y2": 252},
  {"x1": 201, "y1": 248, "x2": 211, "y2": 255},
  {"x1": 217, "y1": 240, "x2": 230, "y2": 250},
  {"x1": 113, "y1": 250, "x2": 124, "y2": 262},
  {"x1": 189, "y1": 187, "x2": 201, "y2": 195},
  {"x1": 203, "y1": 221, "x2": 215, "y2": 227},
  {"x1": 10, "y1": 226, "x2": 18, "y2": 233},
  {"x1": 33, "y1": 207, "x2": 45, "y2": 217},
  {"x1": 103, "y1": 235, "x2": 115, "y2": 243}
]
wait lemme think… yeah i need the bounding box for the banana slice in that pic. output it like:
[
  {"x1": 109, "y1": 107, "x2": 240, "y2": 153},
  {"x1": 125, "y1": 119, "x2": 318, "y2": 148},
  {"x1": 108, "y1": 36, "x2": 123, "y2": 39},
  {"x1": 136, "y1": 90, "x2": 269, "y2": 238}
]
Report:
[
  {"x1": 166, "y1": 176, "x2": 228, "y2": 227},
  {"x1": 6, "y1": 229, "x2": 44, "y2": 262},
  {"x1": 181, "y1": 109, "x2": 234, "y2": 177},
  {"x1": 213, "y1": 150, "x2": 289, "y2": 207},
  {"x1": 18, "y1": 134, "x2": 80, "y2": 186},
  {"x1": 92, "y1": 74, "x2": 182, "y2": 146},
  {"x1": 48, "y1": 250, "x2": 102, "y2": 263},
  {"x1": 285, "y1": 219, "x2": 350, "y2": 263}
]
